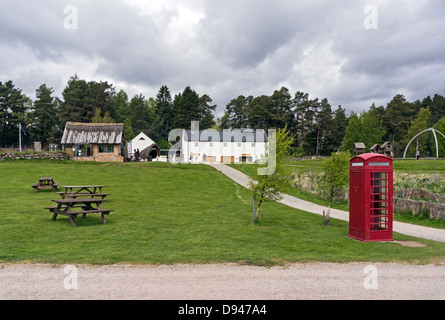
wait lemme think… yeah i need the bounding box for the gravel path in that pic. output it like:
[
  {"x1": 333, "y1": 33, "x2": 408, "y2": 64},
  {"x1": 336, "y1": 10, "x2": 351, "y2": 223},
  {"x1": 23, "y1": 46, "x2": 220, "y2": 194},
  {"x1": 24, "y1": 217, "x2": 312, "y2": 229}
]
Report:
[{"x1": 1, "y1": 262, "x2": 444, "y2": 300}]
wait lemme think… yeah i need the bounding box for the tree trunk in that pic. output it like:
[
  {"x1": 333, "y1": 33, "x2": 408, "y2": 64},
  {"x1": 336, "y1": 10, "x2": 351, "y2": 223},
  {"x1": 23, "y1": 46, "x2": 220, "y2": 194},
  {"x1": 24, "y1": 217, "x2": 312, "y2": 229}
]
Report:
[
  {"x1": 254, "y1": 199, "x2": 263, "y2": 223},
  {"x1": 325, "y1": 193, "x2": 333, "y2": 225},
  {"x1": 316, "y1": 129, "x2": 320, "y2": 156}
]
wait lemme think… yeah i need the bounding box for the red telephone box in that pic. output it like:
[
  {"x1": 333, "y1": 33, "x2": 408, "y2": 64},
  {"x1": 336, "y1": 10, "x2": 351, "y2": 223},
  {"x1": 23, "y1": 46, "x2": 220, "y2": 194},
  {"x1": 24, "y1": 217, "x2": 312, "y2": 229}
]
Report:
[{"x1": 349, "y1": 153, "x2": 393, "y2": 242}]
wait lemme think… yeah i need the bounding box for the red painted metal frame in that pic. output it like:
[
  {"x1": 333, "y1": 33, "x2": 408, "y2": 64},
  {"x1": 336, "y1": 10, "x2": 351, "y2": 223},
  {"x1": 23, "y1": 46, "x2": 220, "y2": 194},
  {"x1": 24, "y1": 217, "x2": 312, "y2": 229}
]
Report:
[{"x1": 349, "y1": 153, "x2": 393, "y2": 242}]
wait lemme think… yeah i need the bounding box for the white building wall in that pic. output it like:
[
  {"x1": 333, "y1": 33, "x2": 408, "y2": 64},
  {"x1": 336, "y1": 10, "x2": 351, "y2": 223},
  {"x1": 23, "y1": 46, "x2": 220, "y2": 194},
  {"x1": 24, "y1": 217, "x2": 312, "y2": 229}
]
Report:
[
  {"x1": 170, "y1": 130, "x2": 267, "y2": 163},
  {"x1": 131, "y1": 132, "x2": 155, "y2": 153}
]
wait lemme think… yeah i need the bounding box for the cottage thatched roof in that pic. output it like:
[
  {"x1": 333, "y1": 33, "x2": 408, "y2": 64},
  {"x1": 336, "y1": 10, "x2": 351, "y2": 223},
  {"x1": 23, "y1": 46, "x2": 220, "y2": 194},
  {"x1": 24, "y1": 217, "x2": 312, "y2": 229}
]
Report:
[{"x1": 61, "y1": 122, "x2": 124, "y2": 145}]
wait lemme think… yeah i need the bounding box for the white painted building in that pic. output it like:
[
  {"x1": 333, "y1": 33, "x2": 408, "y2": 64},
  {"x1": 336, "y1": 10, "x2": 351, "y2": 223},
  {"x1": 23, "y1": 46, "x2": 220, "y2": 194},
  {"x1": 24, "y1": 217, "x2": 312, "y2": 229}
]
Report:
[
  {"x1": 170, "y1": 128, "x2": 267, "y2": 163},
  {"x1": 130, "y1": 132, "x2": 155, "y2": 152},
  {"x1": 127, "y1": 132, "x2": 160, "y2": 160}
]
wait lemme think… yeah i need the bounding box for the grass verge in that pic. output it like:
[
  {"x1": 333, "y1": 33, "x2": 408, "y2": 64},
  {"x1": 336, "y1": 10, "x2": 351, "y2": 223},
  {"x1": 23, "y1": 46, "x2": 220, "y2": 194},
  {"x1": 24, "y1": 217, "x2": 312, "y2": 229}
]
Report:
[{"x1": 0, "y1": 159, "x2": 444, "y2": 265}]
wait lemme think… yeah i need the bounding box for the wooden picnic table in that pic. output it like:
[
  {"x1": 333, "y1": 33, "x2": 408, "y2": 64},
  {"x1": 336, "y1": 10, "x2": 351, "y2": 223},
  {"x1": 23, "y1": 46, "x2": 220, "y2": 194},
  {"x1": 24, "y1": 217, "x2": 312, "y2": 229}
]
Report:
[
  {"x1": 57, "y1": 185, "x2": 110, "y2": 199},
  {"x1": 44, "y1": 198, "x2": 114, "y2": 227},
  {"x1": 31, "y1": 177, "x2": 59, "y2": 192}
]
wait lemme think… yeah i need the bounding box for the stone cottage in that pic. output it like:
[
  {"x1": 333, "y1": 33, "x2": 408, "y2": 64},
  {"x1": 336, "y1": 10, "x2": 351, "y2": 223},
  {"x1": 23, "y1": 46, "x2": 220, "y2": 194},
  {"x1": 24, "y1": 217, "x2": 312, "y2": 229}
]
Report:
[{"x1": 61, "y1": 122, "x2": 124, "y2": 162}]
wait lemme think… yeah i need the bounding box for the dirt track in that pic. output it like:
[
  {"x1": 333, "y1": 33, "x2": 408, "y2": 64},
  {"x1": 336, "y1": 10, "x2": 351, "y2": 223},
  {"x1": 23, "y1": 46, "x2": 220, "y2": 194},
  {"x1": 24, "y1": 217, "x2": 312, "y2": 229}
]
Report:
[{"x1": 1, "y1": 262, "x2": 445, "y2": 300}]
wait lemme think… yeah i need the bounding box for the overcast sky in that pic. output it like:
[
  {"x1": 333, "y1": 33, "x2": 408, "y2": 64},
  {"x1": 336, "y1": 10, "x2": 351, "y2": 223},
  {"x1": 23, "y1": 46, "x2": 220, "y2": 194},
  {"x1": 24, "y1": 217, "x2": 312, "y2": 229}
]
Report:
[{"x1": 1, "y1": 0, "x2": 444, "y2": 116}]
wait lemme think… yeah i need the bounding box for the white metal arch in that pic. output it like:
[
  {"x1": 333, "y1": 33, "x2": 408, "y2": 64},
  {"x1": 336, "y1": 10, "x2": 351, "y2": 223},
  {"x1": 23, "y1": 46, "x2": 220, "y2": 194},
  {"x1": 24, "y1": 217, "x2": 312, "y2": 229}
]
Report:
[{"x1": 403, "y1": 128, "x2": 445, "y2": 159}]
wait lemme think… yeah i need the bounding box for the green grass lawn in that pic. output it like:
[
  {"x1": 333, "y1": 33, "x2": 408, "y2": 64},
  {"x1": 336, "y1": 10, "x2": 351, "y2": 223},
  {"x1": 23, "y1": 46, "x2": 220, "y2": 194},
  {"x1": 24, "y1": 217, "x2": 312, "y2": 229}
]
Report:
[
  {"x1": 394, "y1": 159, "x2": 445, "y2": 171},
  {"x1": 282, "y1": 158, "x2": 445, "y2": 172},
  {"x1": 232, "y1": 159, "x2": 445, "y2": 229},
  {"x1": 1, "y1": 159, "x2": 445, "y2": 266}
]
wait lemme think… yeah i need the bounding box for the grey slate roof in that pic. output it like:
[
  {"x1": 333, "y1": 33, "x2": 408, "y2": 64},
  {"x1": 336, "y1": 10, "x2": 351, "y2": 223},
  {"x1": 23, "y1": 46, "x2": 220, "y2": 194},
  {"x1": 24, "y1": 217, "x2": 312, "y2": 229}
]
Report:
[
  {"x1": 186, "y1": 129, "x2": 267, "y2": 142},
  {"x1": 61, "y1": 122, "x2": 124, "y2": 145}
]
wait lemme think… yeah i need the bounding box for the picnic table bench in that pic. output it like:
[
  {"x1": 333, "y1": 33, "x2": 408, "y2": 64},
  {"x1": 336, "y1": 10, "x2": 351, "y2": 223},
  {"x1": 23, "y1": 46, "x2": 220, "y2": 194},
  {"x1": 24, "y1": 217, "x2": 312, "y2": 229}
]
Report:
[
  {"x1": 57, "y1": 185, "x2": 110, "y2": 199},
  {"x1": 31, "y1": 177, "x2": 59, "y2": 192},
  {"x1": 44, "y1": 198, "x2": 114, "y2": 227}
]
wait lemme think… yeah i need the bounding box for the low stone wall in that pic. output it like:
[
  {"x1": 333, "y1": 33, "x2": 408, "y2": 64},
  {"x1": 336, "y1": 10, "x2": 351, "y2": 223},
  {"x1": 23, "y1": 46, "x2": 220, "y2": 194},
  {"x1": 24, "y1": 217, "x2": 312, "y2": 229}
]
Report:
[
  {"x1": 71, "y1": 155, "x2": 124, "y2": 162},
  {"x1": 394, "y1": 188, "x2": 445, "y2": 203},
  {"x1": 393, "y1": 197, "x2": 445, "y2": 220},
  {"x1": 0, "y1": 151, "x2": 68, "y2": 161}
]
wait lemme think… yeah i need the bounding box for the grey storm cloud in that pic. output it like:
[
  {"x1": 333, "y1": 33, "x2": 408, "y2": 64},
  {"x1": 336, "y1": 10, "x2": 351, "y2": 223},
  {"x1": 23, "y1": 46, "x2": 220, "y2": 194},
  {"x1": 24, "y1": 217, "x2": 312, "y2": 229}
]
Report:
[{"x1": 0, "y1": 0, "x2": 444, "y2": 115}]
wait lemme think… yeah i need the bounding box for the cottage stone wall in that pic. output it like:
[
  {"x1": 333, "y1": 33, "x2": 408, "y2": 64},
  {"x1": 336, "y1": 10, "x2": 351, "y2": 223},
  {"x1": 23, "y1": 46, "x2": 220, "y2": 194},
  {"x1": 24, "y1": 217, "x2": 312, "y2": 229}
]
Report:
[
  {"x1": 92, "y1": 144, "x2": 123, "y2": 162},
  {"x1": 64, "y1": 144, "x2": 123, "y2": 162},
  {"x1": 93, "y1": 154, "x2": 124, "y2": 162}
]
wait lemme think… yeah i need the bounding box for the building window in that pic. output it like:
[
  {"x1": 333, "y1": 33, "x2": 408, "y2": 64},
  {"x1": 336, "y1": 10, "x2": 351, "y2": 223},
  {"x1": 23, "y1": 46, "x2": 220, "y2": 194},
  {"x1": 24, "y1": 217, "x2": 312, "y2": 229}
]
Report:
[
  {"x1": 209, "y1": 142, "x2": 213, "y2": 147},
  {"x1": 224, "y1": 143, "x2": 228, "y2": 147},
  {"x1": 73, "y1": 144, "x2": 92, "y2": 157},
  {"x1": 251, "y1": 143, "x2": 255, "y2": 147},
  {"x1": 99, "y1": 145, "x2": 114, "y2": 153},
  {"x1": 237, "y1": 143, "x2": 241, "y2": 147},
  {"x1": 195, "y1": 142, "x2": 199, "y2": 147}
]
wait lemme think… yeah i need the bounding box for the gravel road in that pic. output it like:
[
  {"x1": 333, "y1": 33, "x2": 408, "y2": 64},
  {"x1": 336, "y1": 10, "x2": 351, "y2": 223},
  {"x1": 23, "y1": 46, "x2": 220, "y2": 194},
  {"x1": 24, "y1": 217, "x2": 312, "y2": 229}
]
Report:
[{"x1": 1, "y1": 262, "x2": 445, "y2": 300}]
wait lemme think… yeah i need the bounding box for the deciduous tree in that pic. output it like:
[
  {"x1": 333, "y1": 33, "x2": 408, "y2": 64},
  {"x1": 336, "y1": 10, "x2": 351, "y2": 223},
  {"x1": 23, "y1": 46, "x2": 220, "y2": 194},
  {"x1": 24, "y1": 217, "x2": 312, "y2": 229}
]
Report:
[
  {"x1": 249, "y1": 127, "x2": 295, "y2": 223},
  {"x1": 319, "y1": 151, "x2": 351, "y2": 225}
]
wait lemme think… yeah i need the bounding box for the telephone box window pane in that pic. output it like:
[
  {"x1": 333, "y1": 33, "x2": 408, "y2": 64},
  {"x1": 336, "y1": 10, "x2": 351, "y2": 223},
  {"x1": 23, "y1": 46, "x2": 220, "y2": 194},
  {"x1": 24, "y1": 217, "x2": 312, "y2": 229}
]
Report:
[
  {"x1": 351, "y1": 162, "x2": 364, "y2": 167},
  {"x1": 370, "y1": 172, "x2": 389, "y2": 231},
  {"x1": 369, "y1": 162, "x2": 390, "y2": 166}
]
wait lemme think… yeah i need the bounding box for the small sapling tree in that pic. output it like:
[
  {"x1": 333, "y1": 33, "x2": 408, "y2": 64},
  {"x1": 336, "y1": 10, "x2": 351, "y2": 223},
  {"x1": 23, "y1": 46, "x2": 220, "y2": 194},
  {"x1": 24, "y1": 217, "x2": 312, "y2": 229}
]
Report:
[
  {"x1": 249, "y1": 127, "x2": 295, "y2": 223},
  {"x1": 320, "y1": 151, "x2": 351, "y2": 225}
]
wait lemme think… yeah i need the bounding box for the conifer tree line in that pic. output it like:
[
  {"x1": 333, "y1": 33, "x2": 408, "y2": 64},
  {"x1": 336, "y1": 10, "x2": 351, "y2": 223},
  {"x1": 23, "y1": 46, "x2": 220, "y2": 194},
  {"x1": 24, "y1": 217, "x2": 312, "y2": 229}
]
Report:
[{"x1": 1, "y1": 74, "x2": 445, "y2": 157}]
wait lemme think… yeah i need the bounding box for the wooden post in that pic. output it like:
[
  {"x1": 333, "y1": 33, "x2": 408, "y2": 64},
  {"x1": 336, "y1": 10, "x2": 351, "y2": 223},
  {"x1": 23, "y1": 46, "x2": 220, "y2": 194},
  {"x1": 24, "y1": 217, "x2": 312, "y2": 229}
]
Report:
[{"x1": 19, "y1": 123, "x2": 22, "y2": 152}]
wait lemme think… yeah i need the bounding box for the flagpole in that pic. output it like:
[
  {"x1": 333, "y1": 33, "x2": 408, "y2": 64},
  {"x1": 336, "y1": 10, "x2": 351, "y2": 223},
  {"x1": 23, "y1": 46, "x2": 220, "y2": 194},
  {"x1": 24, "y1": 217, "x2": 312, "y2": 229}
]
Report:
[{"x1": 19, "y1": 123, "x2": 22, "y2": 152}]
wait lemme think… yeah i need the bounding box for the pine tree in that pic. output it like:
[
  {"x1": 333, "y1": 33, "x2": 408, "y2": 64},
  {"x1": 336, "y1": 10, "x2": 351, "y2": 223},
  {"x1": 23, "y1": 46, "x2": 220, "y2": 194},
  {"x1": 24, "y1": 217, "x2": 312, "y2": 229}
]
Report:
[
  {"x1": 225, "y1": 95, "x2": 251, "y2": 128},
  {"x1": 150, "y1": 85, "x2": 173, "y2": 142},
  {"x1": 314, "y1": 98, "x2": 333, "y2": 156},
  {"x1": 173, "y1": 86, "x2": 200, "y2": 129},
  {"x1": 0, "y1": 80, "x2": 28, "y2": 146},
  {"x1": 293, "y1": 91, "x2": 316, "y2": 148},
  {"x1": 246, "y1": 95, "x2": 271, "y2": 129},
  {"x1": 85, "y1": 80, "x2": 116, "y2": 119},
  {"x1": 113, "y1": 90, "x2": 130, "y2": 123},
  {"x1": 324, "y1": 105, "x2": 348, "y2": 153},
  {"x1": 198, "y1": 94, "x2": 216, "y2": 130},
  {"x1": 31, "y1": 84, "x2": 58, "y2": 144},
  {"x1": 129, "y1": 94, "x2": 150, "y2": 135},
  {"x1": 59, "y1": 75, "x2": 89, "y2": 126},
  {"x1": 383, "y1": 94, "x2": 414, "y2": 143},
  {"x1": 270, "y1": 87, "x2": 294, "y2": 130}
]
